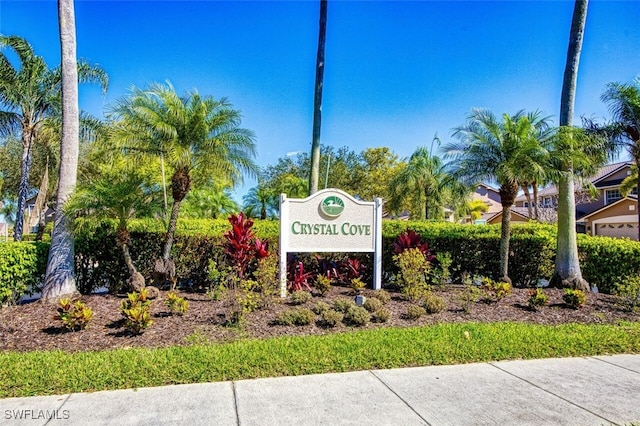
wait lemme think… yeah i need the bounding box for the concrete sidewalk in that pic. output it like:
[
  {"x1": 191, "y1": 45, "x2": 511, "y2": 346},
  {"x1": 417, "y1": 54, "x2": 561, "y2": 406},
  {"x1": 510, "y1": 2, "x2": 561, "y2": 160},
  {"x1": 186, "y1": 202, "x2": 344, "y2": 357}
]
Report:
[{"x1": 1, "y1": 354, "x2": 639, "y2": 425}]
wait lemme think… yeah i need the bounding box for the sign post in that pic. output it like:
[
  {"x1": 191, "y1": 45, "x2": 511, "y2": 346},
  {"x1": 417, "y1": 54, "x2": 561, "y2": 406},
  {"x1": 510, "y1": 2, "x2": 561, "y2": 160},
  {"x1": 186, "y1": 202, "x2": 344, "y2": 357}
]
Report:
[{"x1": 279, "y1": 188, "x2": 383, "y2": 297}]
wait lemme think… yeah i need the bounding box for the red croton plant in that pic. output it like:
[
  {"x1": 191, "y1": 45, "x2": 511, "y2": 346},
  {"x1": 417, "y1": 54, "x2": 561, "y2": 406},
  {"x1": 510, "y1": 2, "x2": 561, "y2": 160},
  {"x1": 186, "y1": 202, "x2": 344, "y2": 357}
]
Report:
[{"x1": 223, "y1": 212, "x2": 269, "y2": 278}]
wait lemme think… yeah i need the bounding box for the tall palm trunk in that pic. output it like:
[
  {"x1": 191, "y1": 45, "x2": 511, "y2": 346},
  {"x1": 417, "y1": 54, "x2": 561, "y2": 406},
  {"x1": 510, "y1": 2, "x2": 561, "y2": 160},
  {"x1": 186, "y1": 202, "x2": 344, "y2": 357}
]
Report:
[
  {"x1": 42, "y1": 0, "x2": 80, "y2": 301},
  {"x1": 498, "y1": 182, "x2": 518, "y2": 283},
  {"x1": 31, "y1": 155, "x2": 49, "y2": 236},
  {"x1": 532, "y1": 181, "x2": 540, "y2": 220},
  {"x1": 521, "y1": 183, "x2": 533, "y2": 219},
  {"x1": 163, "y1": 198, "x2": 183, "y2": 260},
  {"x1": 14, "y1": 129, "x2": 35, "y2": 241},
  {"x1": 551, "y1": 0, "x2": 589, "y2": 292},
  {"x1": 309, "y1": 0, "x2": 327, "y2": 195}
]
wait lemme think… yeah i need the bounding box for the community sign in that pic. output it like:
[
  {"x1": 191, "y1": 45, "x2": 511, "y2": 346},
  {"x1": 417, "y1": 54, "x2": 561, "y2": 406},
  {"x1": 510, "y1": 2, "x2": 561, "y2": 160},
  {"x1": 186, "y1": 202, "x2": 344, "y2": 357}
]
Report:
[{"x1": 279, "y1": 188, "x2": 383, "y2": 297}]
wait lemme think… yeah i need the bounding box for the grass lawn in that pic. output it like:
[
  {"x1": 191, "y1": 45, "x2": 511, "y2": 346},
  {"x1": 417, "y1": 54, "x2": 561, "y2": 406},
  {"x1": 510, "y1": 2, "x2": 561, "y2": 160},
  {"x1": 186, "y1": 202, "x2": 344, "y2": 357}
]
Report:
[{"x1": 2, "y1": 320, "x2": 639, "y2": 398}]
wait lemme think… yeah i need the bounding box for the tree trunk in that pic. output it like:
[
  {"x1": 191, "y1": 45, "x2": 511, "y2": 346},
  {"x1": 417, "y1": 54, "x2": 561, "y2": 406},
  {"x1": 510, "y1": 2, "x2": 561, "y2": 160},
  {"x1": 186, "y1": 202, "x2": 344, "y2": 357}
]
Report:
[
  {"x1": 521, "y1": 183, "x2": 533, "y2": 219},
  {"x1": 42, "y1": 0, "x2": 80, "y2": 302},
  {"x1": 498, "y1": 182, "x2": 518, "y2": 284},
  {"x1": 308, "y1": 0, "x2": 327, "y2": 195},
  {"x1": 14, "y1": 130, "x2": 35, "y2": 241},
  {"x1": 122, "y1": 243, "x2": 145, "y2": 292},
  {"x1": 499, "y1": 204, "x2": 512, "y2": 283},
  {"x1": 637, "y1": 168, "x2": 640, "y2": 240},
  {"x1": 532, "y1": 181, "x2": 540, "y2": 221},
  {"x1": 163, "y1": 199, "x2": 182, "y2": 260},
  {"x1": 30, "y1": 156, "x2": 49, "y2": 234},
  {"x1": 552, "y1": 0, "x2": 589, "y2": 291},
  {"x1": 424, "y1": 188, "x2": 429, "y2": 220},
  {"x1": 551, "y1": 175, "x2": 589, "y2": 291}
]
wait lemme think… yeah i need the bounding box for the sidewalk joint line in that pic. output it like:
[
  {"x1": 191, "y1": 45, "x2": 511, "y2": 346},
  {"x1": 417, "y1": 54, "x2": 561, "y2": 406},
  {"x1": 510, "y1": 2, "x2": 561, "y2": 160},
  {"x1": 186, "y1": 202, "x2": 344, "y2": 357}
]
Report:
[
  {"x1": 590, "y1": 356, "x2": 640, "y2": 375},
  {"x1": 369, "y1": 370, "x2": 432, "y2": 426},
  {"x1": 43, "y1": 393, "x2": 72, "y2": 426},
  {"x1": 232, "y1": 381, "x2": 241, "y2": 426},
  {"x1": 488, "y1": 362, "x2": 621, "y2": 426}
]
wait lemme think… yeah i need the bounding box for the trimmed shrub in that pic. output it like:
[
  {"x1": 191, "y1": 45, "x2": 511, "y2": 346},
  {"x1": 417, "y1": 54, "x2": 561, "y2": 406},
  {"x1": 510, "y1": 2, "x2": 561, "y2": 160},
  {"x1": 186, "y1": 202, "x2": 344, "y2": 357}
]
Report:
[
  {"x1": 312, "y1": 301, "x2": 331, "y2": 315},
  {"x1": 320, "y1": 309, "x2": 344, "y2": 327},
  {"x1": 614, "y1": 275, "x2": 640, "y2": 312},
  {"x1": 369, "y1": 289, "x2": 391, "y2": 305},
  {"x1": 333, "y1": 298, "x2": 356, "y2": 313},
  {"x1": 289, "y1": 290, "x2": 312, "y2": 305},
  {"x1": 274, "y1": 308, "x2": 315, "y2": 326},
  {"x1": 423, "y1": 292, "x2": 446, "y2": 314},
  {"x1": 406, "y1": 304, "x2": 426, "y2": 320},
  {"x1": 363, "y1": 297, "x2": 383, "y2": 313},
  {"x1": 0, "y1": 242, "x2": 48, "y2": 305},
  {"x1": 344, "y1": 306, "x2": 370, "y2": 327},
  {"x1": 371, "y1": 307, "x2": 391, "y2": 323}
]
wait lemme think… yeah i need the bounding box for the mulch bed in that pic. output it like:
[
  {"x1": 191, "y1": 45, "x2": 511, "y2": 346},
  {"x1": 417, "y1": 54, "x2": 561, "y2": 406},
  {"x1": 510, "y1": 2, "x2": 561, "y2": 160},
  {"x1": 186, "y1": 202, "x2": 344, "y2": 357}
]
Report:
[{"x1": 1, "y1": 286, "x2": 637, "y2": 353}]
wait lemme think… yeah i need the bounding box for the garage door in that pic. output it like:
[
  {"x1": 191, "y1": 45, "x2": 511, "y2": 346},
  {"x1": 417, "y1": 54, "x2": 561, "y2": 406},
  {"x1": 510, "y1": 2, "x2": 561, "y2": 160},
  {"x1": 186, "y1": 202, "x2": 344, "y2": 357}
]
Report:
[{"x1": 595, "y1": 223, "x2": 638, "y2": 240}]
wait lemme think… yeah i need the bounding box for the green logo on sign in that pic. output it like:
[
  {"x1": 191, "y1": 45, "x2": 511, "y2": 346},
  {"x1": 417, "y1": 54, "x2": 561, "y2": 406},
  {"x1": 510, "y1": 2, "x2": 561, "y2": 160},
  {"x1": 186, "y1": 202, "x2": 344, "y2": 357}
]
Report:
[{"x1": 321, "y1": 196, "x2": 345, "y2": 217}]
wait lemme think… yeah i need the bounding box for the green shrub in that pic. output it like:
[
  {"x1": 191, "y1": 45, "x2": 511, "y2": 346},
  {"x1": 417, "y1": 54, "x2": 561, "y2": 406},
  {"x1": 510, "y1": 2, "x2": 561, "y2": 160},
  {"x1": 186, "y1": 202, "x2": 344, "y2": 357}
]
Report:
[
  {"x1": 274, "y1": 308, "x2": 315, "y2": 326},
  {"x1": 312, "y1": 301, "x2": 331, "y2": 315},
  {"x1": 371, "y1": 307, "x2": 391, "y2": 323},
  {"x1": 165, "y1": 292, "x2": 188, "y2": 315},
  {"x1": 457, "y1": 284, "x2": 481, "y2": 313},
  {"x1": 333, "y1": 298, "x2": 355, "y2": 313},
  {"x1": 423, "y1": 292, "x2": 446, "y2": 314},
  {"x1": 289, "y1": 290, "x2": 312, "y2": 305},
  {"x1": 614, "y1": 276, "x2": 640, "y2": 312},
  {"x1": 363, "y1": 297, "x2": 383, "y2": 313},
  {"x1": 320, "y1": 309, "x2": 343, "y2": 327},
  {"x1": 120, "y1": 288, "x2": 153, "y2": 334},
  {"x1": 314, "y1": 275, "x2": 332, "y2": 296},
  {"x1": 344, "y1": 306, "x2": 370, "y2": 327},
  {"x1": 432, "y1": 252, "x2": 453, "y2": 288},
  {"x1": 527, "y1": 288, "x2": 548, "y2": 311},
  {"x1": 207, "y1": 284, "x2": 228, "y2": 301},
  {"x1": 56, "y1": 298, "x2": 93, "y2": 331},
  {"x1": 406, "y1": 304, "x2": 426, "y2": 320},
  {"x1": 393, "y1": 248, "x2": 431, "y2": 302},
  {"x1": 578, "y1": 235, "x2": 640, "y2": 294},
  {"x1": 369, "y1": 289, "x2": 391, "y2": 305},
  {"x1": 563, "y1": 289, "x2": 587, "y2": 309},
  {"x1": 481, "y1": 277, "x2": 512, "y2": 302},
  {"x1": 253, "y1": 255, "x2": 280, "y2": 302},
  {"x1": 350, "y1": 277, "x2": 366, "y2": 293},
  {"x1": 0, "y1": 242, "x2": 48, "y2": 305}
]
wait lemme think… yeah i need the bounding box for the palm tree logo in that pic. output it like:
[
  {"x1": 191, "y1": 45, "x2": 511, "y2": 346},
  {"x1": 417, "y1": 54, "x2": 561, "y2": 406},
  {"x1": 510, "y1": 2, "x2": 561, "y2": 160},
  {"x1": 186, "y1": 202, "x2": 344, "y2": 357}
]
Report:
[{"x1": 321, "y1": 196, "x2": 345, "y2": 217}]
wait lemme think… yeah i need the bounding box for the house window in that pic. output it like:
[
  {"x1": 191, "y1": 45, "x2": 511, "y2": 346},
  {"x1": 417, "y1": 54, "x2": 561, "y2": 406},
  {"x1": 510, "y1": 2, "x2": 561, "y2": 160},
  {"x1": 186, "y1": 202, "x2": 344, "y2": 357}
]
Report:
[
  {"x1": 605, "y1": 189, "x2": 622, "y2": 205},
  {"x1": 543, "y1": 197, "x2": 552, "y2": 207}
]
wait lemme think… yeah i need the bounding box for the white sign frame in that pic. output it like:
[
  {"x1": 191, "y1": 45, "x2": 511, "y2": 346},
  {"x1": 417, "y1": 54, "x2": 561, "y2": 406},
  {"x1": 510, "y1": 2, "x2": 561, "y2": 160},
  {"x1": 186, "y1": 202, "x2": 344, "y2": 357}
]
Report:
[{"x1": 279, "y1": 188, "x2": 383, "y2": 297}]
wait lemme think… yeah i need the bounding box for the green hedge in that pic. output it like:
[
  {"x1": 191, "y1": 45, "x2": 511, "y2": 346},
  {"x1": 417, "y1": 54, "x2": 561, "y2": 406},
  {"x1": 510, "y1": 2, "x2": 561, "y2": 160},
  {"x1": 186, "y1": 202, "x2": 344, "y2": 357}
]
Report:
[
  {"x1": 4, "y1": 219, "x2": 640, "y2": 299},
  {"x1": 0, "y1": 242, "x2": 49, "y2": 305}
]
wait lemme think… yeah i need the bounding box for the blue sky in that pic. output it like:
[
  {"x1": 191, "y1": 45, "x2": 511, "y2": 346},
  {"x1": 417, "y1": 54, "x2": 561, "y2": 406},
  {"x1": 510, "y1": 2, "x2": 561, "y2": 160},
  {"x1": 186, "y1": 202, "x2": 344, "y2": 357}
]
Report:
[{"x1": 1, "y1": 0, "x2": 639, "y2": 202}]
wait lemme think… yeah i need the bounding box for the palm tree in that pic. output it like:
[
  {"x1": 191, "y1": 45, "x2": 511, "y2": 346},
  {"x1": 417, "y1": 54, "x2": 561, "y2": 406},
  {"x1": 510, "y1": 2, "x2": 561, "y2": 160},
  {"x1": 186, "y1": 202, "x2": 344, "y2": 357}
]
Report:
[
  {"x1": 445, "y1": 109, "x2": 547, "y2": 282},
  {"x1": 42, "y1": 0, "x2": 81, "y2": 301},
  {"x1": 309, "y1": 0, "x2": 328, "y2": 195},
  {"x1": 243, "y1": 183, "x2": 276, "y2": 219},
  {"x1": 108, "y1": 82, "x2": 258, "y2": 285},
  {"x1": 389, "y1": 146, "x2": 448, "y2": 220},
  {"x1": 551, "y1": 0, "x2": 590, "y2": 292},
  {"x1": 0, "y1": 35, "x2": 108, "y2": 242},
  {"x1": 65, "y1": 164, "x2": 161, "y2": 292},
  {"x1": 182, "y1": 185, "x2": 239, "y2": 219},
  {"x1": 600, "y1": 78, "x2": 640, "y2": 239}
]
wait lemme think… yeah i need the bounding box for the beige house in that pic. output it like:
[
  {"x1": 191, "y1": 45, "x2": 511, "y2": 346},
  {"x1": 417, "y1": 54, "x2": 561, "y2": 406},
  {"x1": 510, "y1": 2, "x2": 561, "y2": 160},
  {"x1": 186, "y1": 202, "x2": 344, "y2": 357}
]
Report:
[{"x1": 514, "y1": 161, "x2": 638, "y2": 240}]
